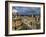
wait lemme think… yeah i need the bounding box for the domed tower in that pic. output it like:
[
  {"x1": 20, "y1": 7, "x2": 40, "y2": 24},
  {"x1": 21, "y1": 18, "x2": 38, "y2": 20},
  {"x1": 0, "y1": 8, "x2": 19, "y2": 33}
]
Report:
[{"x1": 12, "y1": 9, "x2": 21, "y2": 21}]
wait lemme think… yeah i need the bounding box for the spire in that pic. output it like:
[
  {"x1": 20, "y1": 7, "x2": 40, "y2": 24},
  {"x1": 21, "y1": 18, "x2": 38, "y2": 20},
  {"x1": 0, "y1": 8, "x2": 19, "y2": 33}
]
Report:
[{"x1": 32, "y1": 14, "x2": 33, "y2": 17}]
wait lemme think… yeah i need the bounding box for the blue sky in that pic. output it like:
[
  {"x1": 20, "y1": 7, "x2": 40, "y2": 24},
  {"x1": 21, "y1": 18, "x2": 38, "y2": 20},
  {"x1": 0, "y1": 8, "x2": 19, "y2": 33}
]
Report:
[{"x1": 12, "y1": 6, "x2": 40, "y2": 16}]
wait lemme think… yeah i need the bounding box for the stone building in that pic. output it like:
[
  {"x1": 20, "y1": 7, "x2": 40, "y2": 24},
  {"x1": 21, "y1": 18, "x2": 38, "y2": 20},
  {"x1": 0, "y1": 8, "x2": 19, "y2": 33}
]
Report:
[
  {"x1": 12, "y1": 13, "x2": 40, "y2": 30},
  {"x1": 21, "y1": 14, "x2": 40, "y2": 29}
]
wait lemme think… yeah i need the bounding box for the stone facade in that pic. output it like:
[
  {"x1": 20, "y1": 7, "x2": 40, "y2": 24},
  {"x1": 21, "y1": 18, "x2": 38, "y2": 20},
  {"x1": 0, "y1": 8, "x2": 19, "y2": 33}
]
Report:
[{"x1": 12, "y1": 14, "x2": 40, "y2": 30}]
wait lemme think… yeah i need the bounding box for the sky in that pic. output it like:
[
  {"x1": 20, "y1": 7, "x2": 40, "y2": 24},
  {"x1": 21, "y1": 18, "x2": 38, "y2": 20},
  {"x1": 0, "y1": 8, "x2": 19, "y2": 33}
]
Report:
[{"x1": 12, "y1": 6, "x2": 40, "y2": 16}]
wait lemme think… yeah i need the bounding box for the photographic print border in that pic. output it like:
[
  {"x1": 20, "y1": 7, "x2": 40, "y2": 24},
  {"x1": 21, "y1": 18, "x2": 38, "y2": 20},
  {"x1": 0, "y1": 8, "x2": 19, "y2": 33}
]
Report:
[{"x1": 5, "y1": 1, "x2": 45, "y2": 36}]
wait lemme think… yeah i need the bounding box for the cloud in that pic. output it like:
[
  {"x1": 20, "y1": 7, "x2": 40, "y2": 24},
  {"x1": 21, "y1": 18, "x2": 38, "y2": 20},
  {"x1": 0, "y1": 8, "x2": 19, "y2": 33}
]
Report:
[{"x1": 12, "y1": 6, "x2": 40, "y2": 16}]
